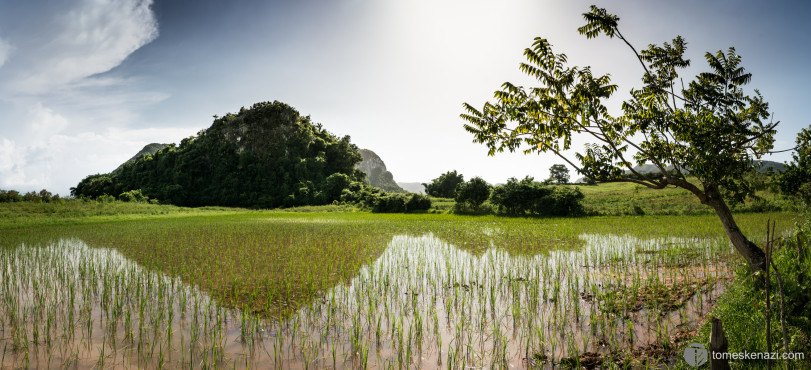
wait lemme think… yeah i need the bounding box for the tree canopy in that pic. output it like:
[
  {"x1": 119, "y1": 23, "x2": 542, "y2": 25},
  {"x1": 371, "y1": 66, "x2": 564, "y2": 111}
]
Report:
[
  {"x1": 455, "y1": 177, "x2": 491, "y2": 210},
  {"x1": 778, "y1": 125, "x2": 811, "y2": 204},
  {"x1": 547, "y1": 164, "x2": 570, "y2": 184},
  {"x1": 423, "y1": 170, "x2": 465, "y2": 198},
  {"x1": 462, "y1": 5, "x2": 778, "y2": 270}
]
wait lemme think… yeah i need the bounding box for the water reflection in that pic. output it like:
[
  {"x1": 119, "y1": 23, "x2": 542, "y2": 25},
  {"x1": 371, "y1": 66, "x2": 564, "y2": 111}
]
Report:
[{"x1": 0, "y1": 233, "x2": 732, "y2": 368}]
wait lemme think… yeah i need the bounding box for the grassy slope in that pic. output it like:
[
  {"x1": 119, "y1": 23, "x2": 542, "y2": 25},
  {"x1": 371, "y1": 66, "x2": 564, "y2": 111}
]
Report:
[{"x1": 574, "y1": 179, "x2": 790, "y2": 215}]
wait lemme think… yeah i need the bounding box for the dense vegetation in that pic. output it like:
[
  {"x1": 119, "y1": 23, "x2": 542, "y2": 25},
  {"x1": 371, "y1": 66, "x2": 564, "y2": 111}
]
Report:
[
  {"x1": 778, "y1": 126, "x2": 811, "y2": 204},
  {"x1": 433, "y1": 173, "x2": 586, "y2": 216},
  {"x1": 72, "y1": 101, "x2": 368, "y2": 208},
  {"x1": 454, "y1": 177, "x2": 491, "y2": 210},
  {"x1": 490, "y1": 176, "x2": 584, "y2": 216},
  {"x1": 0, "y1": 189, "x2": 60, "y2": 203}
]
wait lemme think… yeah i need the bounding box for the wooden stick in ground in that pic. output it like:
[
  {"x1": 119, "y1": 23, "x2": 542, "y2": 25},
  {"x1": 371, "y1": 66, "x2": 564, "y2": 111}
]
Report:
[
  {"x1": 769, "y1": 221, "x2": 790, "y2": 365},
  {"x1": 765, "y1": 219, "x2": 772, "y2": 369},
  {"x1": 709, "y1": 317, "x2": 730, "y2": 370}
]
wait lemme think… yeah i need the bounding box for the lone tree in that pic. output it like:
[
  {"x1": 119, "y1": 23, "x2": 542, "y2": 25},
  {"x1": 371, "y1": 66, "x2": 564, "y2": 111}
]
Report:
[
  {"x1": 423, "y1": 170, "x2": 465, "y2": 198},
  {"x1": 455, "y1": 177, "x2": 492, "y2": 209},
  {"x1": 548, "y1": 164, "x2": 570, "y2": 184},
  {"x1": 462, "y1": 6, "x2": 778, "y2": 271}
]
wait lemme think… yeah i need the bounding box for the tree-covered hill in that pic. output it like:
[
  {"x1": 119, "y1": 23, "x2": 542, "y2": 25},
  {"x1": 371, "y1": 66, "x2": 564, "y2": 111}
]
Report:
[
  {"x1": 72, "y1": 101, "x2": 365, "y2": 208},
  {"x1": 356, "y1": 149, "x2": 404, "y2": 193}
]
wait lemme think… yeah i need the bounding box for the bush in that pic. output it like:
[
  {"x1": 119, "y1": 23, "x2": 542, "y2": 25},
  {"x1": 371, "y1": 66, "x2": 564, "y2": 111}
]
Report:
[
  {"x1": 335, "y1": 181, "x2": 431, "y2": 213},
  {"x1": 489, "y1": 177, "x2": 584, "y2": 216},
  {"x1": 370, "y1": 193, "x2": 432, "y2": 213},
  {"x1": 455, "y1": 177, "x2": 491, "y2": 210},
  {"x1": 373, "y1": 194, "x2": 407, "y2": 213},
  {"x1": 118, "y1": 189, "x2": 148, "y2": 202},
  {"x1": 321, "y1": 173, "x2": 352, "y2": 202},
  {"x1": 548, "y1": 186, "x2": 585, "y2": 216},
  {"x1": 405, "y1": 193, "x2": 432, "y2": 212},
  {"x1": 340, "y1": 182, "x2": 384, "y2": 208}
]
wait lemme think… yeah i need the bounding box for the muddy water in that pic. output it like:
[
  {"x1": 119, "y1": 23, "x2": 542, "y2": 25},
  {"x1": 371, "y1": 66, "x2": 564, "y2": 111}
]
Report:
[{"x1": 0, "y1": 234, "x2": 733, "y2": 369}]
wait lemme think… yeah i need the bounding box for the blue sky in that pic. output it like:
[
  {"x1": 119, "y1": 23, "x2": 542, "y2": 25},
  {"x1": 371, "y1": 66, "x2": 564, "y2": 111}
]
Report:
[{"x1": 0, "y1": 0, "x2": 809, "y2": 195}]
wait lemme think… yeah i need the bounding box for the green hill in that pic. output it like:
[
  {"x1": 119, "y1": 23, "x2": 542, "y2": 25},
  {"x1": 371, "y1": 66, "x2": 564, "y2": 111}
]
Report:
[{"x1": 72, "y1": 101, "x2": 364, "y2": 208}]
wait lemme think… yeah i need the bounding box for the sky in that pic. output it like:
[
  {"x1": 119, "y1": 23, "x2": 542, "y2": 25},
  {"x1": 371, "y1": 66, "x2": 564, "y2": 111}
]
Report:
[{"x1": 0, "y1": 0, "x2": 809, "y2": 195}]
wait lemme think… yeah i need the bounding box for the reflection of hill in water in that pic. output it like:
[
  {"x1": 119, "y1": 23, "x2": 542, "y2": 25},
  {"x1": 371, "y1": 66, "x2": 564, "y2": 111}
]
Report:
[{"x1": 1, "y1": 231, "x2": 734, "y2": 368}]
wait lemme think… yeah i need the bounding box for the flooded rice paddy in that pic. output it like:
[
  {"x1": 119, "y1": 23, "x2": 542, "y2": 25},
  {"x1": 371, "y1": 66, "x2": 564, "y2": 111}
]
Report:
[{"x1": 1, "y1": 231, "x2": 737, "y2": 369}]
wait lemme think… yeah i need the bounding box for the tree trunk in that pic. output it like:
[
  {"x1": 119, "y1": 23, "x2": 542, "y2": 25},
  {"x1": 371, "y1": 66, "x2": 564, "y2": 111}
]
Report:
[
  {"x1": 707, "y1": 193, "x2": 767, "y2": 272},
  {"x1": 709, "y1": 317, "x2": 731, "y2": 370}
]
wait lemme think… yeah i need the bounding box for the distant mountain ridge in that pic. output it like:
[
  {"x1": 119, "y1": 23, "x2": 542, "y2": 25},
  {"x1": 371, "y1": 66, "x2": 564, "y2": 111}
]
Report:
[
  {"x1": 574, "y1": 160, "x2": 786, "y2": 183},
  {"x1": 355, "y1": 149, "x2": 404, "y2": 192},
  {"x1": 396, "y1": 182, "x2": 425, "y2": 194},
  {"x1": 628, "y1": 160, "x2": 785, "y2": 174}
]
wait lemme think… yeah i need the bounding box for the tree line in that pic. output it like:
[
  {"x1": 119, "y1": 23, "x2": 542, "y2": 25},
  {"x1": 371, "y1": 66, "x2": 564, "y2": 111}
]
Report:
[
  {"x1": 0, "y1": 189, "x2": 60, "y2": 203},
  {"x1": 422, "y1": 169, "x2": 585, "y2": 216}
]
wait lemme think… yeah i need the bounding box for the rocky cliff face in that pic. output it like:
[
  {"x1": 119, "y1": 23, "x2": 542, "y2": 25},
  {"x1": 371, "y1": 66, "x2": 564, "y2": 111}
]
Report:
[{"x1": 356, "y1": 149, "x2": 405, "y2": 193}]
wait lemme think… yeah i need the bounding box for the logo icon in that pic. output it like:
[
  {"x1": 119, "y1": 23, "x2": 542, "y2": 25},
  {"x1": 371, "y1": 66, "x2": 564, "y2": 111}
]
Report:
[{"x1": 684, "y1": 343, "x2": 708, "y2": 367}]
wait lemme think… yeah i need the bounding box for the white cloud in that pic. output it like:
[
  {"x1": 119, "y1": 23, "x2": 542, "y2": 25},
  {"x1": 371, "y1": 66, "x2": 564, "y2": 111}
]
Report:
[
  {"x1": 0, "y1": 0, "x2": 162, "y2": 194},
  {"x1": 29, "y1": 104, "x2": 70, "y2": 134},
  {"x1": 0, "y1": 37, "x2": 11, "y2": 68},
  {"x1": 1, "y1": 0, "x2": 158, "y2": 94},
  {"x1": 0, "y1": 125, "x2": 197, "y2": 195}
]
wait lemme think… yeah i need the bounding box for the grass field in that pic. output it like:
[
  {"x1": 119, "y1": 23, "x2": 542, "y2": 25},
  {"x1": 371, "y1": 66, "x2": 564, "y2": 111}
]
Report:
[
  {"x1": 0, "y1": 200, "x2": 805, "y2": 368},
  {"x1": 575, "y1": 180, "x2": 791, "y2": 216}
]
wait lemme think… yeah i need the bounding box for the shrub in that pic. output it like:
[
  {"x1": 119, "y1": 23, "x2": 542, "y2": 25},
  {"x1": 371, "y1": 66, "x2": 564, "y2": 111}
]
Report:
[
  {"x1": 455, "y1": 177, "x2": 491, "y2": 210},
  {"x1": 489, "y1": 176, "x2": 584, "y2": 216},
  {"x1": 373, "y1": 194, "x2": 407, "y2": 213},
  {"x1": 321, "y1": 173, "x2": 352, "y2": 202},
  {"x1": 405, "y1": 193, "x2": 432, "y2": 212},
  {"x1": 369, "y1": 193, "x2": 432, "y2": 213},
  {"x1": 119, "y1": 189, "x2": 148, "y2": 202}
]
